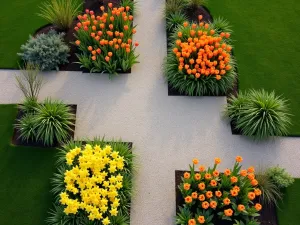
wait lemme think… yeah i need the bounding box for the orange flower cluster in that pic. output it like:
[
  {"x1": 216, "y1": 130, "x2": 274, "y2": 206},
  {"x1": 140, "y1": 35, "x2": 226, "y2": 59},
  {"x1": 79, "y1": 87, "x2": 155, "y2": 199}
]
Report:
[
  {"x1": 174, "y1": 15, "x2": 232, "y2": 80},
  {"x1": 74, "y1": 3, "x2": 138, "y2": 64},
  {"x1": 179, "y1": 156, "x2": 262, "y2": 223}
]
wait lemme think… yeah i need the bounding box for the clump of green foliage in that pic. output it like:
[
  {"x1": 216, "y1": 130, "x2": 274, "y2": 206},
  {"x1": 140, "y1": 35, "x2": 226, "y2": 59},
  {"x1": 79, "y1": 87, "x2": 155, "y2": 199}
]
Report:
[
  {"x1": 225, "y1": 89, "x2": 292, "y2": 139},
  {"x1": 38, "y1": 0, "x2": 83, "y2": 30},
  {"x1": 266, "y1": 166, "x2": 294, "y2": 189},
  {"x1": 256, "y1": 170, "x2": 283, "y2": 207}
]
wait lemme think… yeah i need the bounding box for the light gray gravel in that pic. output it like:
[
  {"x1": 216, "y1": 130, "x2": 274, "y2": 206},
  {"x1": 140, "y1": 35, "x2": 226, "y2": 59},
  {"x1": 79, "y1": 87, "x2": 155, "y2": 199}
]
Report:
[{"x1": 0, "y1": 0, "x2": 299, "y2": 224}]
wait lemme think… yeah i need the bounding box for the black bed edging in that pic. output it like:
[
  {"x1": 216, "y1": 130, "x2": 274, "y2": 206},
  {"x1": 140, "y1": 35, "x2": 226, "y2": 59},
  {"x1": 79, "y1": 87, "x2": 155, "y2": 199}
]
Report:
[
  {"x1": 11, "y1": 104, "x2": 77, "y2": 148},
  {"x1": 175, "y1": 170, "x2": 279, "y2": 225}
]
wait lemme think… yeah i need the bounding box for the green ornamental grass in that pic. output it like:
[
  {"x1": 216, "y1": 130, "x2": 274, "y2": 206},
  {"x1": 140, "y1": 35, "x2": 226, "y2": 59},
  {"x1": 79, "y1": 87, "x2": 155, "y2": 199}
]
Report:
[
  {"x1": 226, "y1": 89, "x2": 292, "y2": 139},
  {"x1": 33, "y1": 98, "x2": 75, "y2": 146},
  {"x1": 15, "y1": 113, "x2": 36, "y2": 142},
  {"x1": 164, "y1": 0, "x2": 187, "y2": 16},
  {"x1": 38, "y1": 0, "x2": 83, "y2": 30},
  {"x1": 166, "y1": 12, "x2": 188, "y2": 34},
  {"x1": 256, "y1": 169, "x2": 283, "y2": 207}
]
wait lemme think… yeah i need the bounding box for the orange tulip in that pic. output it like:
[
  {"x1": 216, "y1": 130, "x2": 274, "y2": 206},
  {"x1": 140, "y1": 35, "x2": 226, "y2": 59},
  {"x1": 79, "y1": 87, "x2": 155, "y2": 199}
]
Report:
[
  {"x1": 197, "y1": 216, "x2": 205, "y2": 224},
  {"x1": 238, "y1": 204, "x2": 245, "y2": 212},
  {"x1": 224, "y1": 209, "x2": 233, "y2": 217},
  {"x1": 230, "y1": 176, "x2": 238, "y2": 183},
  {"x1": 198, "y1": 182, "x2": 205, "y2": 190},
  {"x1": 210, "y1": 200, "x2": 217, "y2": 209},
  {"x1": 214, "y1": 158, "x2": 221, "y2": 164},
  {"x1": 224, "y1": 169, "x2": 231, "y2": 176},
  {"x1": 188, "y1": 219, "x2": 196, "y2": 225},
  {"x1": 210, "y1": 179, "x2": 217, "y2": 187},
  {"x1": 183, "y1": 183, "x2": 190, "y2": 190},
  {"x1": 248, "y1": 192, "x2": 256, "y2": 200},
  {"x1": 191, "y1": 192, "x2": 198, "y2": 199},
  {"x1": 198, "y1": 194, "x2": 205, "y2": 201},
  {"x1": 185, "y1": 196, "x2": 192, "y2": 204},
  {"x1": 199, "y1": 165, "x2": 205, "y2": 172},
  {"x1": 202, "y1": 201, "x2": 209, "y2": 209},
  {"x1": 215, "y1": 191, "x2": 222, "y2": 198},
  {"x1": 255, "y1": 203, "x2": 262, "y2": 211},
  {"x1": 184, "y1": 172, "x2": 190, "y2": 179},
  {"x1": 223, "y1": 198, "x2": 230, "y2": 205},
  {"x1": 194, "y1": 173, "x2": 201, "y2": 180}
]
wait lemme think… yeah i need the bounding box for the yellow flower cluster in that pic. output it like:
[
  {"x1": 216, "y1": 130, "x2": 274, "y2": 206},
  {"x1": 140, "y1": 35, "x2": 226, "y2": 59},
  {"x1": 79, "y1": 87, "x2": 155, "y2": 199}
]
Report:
[{"x1": 60, "y1": 144, "x2": 125, "y2": 224}]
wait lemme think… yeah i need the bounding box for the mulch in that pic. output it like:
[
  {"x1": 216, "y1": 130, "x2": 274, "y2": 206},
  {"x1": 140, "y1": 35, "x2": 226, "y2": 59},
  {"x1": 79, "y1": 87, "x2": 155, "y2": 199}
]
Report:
[
  {"x1": 175, "y1": 170, "x2": 278, "y2": 225},
  {"x1": 11, "y1": 104, "x2": 77, "y2": 148},
  {"x1": 34, "y1": 0, "x2": 128, "y2": 72}
]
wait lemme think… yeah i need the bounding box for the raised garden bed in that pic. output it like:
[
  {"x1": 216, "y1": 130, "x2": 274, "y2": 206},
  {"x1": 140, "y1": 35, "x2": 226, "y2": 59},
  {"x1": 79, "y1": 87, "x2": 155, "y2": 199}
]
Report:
[
  {"x1": 33, "y1": 0, "x2": 134, "y2": 73},
  {"x1": 175, "y1": 170, "x2": 278, "y2": 225},
  {"x1": 47, "y1": 140, "x2": 133, "y2": 224},
  {"x1": 165, "y1": 2, "x2": 238, "y2": 97},
  {"x1": 12, "y1": 104, "x2": 77, "y2": 147}
]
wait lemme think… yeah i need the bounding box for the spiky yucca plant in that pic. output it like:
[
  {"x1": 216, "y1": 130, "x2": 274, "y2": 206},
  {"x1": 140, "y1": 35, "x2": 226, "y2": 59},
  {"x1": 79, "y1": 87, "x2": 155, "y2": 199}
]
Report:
[
  {"x1": 164, "y1": 0, "x2": 187, "y2": 17},
  {"x1": 120, "y1": 0, "x2": 137, "y2": 14},
  {"x1": 15, "y1": 113, "x2": 36, "y2": 142},
  {"x1": 210, "y1": 17, "x2": 232, "y2": 34},
  {"x1": 226, "y1": 89, "x2": 292, "y2": 139},
  {"x1": 34, "y1": 98, "x2": 75, "y2": 146},
  {"x1": 38, "y1": 0, "x2": 83, "y2": 30},
  {"x1": 19, "y1": 97, "x2": 39, "y2": 114},
  {"x1": 166, "y1": 12, "x2": 188, "y2": 34}
]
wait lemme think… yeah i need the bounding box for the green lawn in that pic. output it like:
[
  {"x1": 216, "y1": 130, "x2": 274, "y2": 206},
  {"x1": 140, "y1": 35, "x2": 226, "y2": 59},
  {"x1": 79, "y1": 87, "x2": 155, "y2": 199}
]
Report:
[
  {"x1": 208, "y1": 0, "x2": 300, "y2": 135},
  {"x1": 277, "y1": 179, "x2": 300, "y2": 225},
  {"x1": 0, "y1": 105, "x2": 57, "y2": 225},
  {"x1": 0, "y1": 0, "x2": 47, "y2": 68}
]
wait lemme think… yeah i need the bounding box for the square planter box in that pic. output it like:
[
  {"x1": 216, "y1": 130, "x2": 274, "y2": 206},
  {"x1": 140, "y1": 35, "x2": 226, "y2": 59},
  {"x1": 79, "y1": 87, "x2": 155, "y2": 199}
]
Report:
[
  {"x1": 175, "y1": 170, "x2": 278, "y2": 225},
  {"x1": 12, "y1": 104, "x2": 77, "y2": 148}
]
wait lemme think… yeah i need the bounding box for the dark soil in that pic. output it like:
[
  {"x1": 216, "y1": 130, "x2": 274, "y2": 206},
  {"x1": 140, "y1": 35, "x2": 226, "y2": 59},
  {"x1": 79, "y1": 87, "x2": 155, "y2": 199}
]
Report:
[
  {"x1": 175, "y1": 170, "x2": 278, "y2": 225},
  {"x1": 11, "y1": 104, "x2": 77, "y2": 148},
  {"x1": 34, "y1": 0, "x2": 131, "y2": 73},
  {"x1": 185, "y1": 5, "x2": 213, "y2": 23}
]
